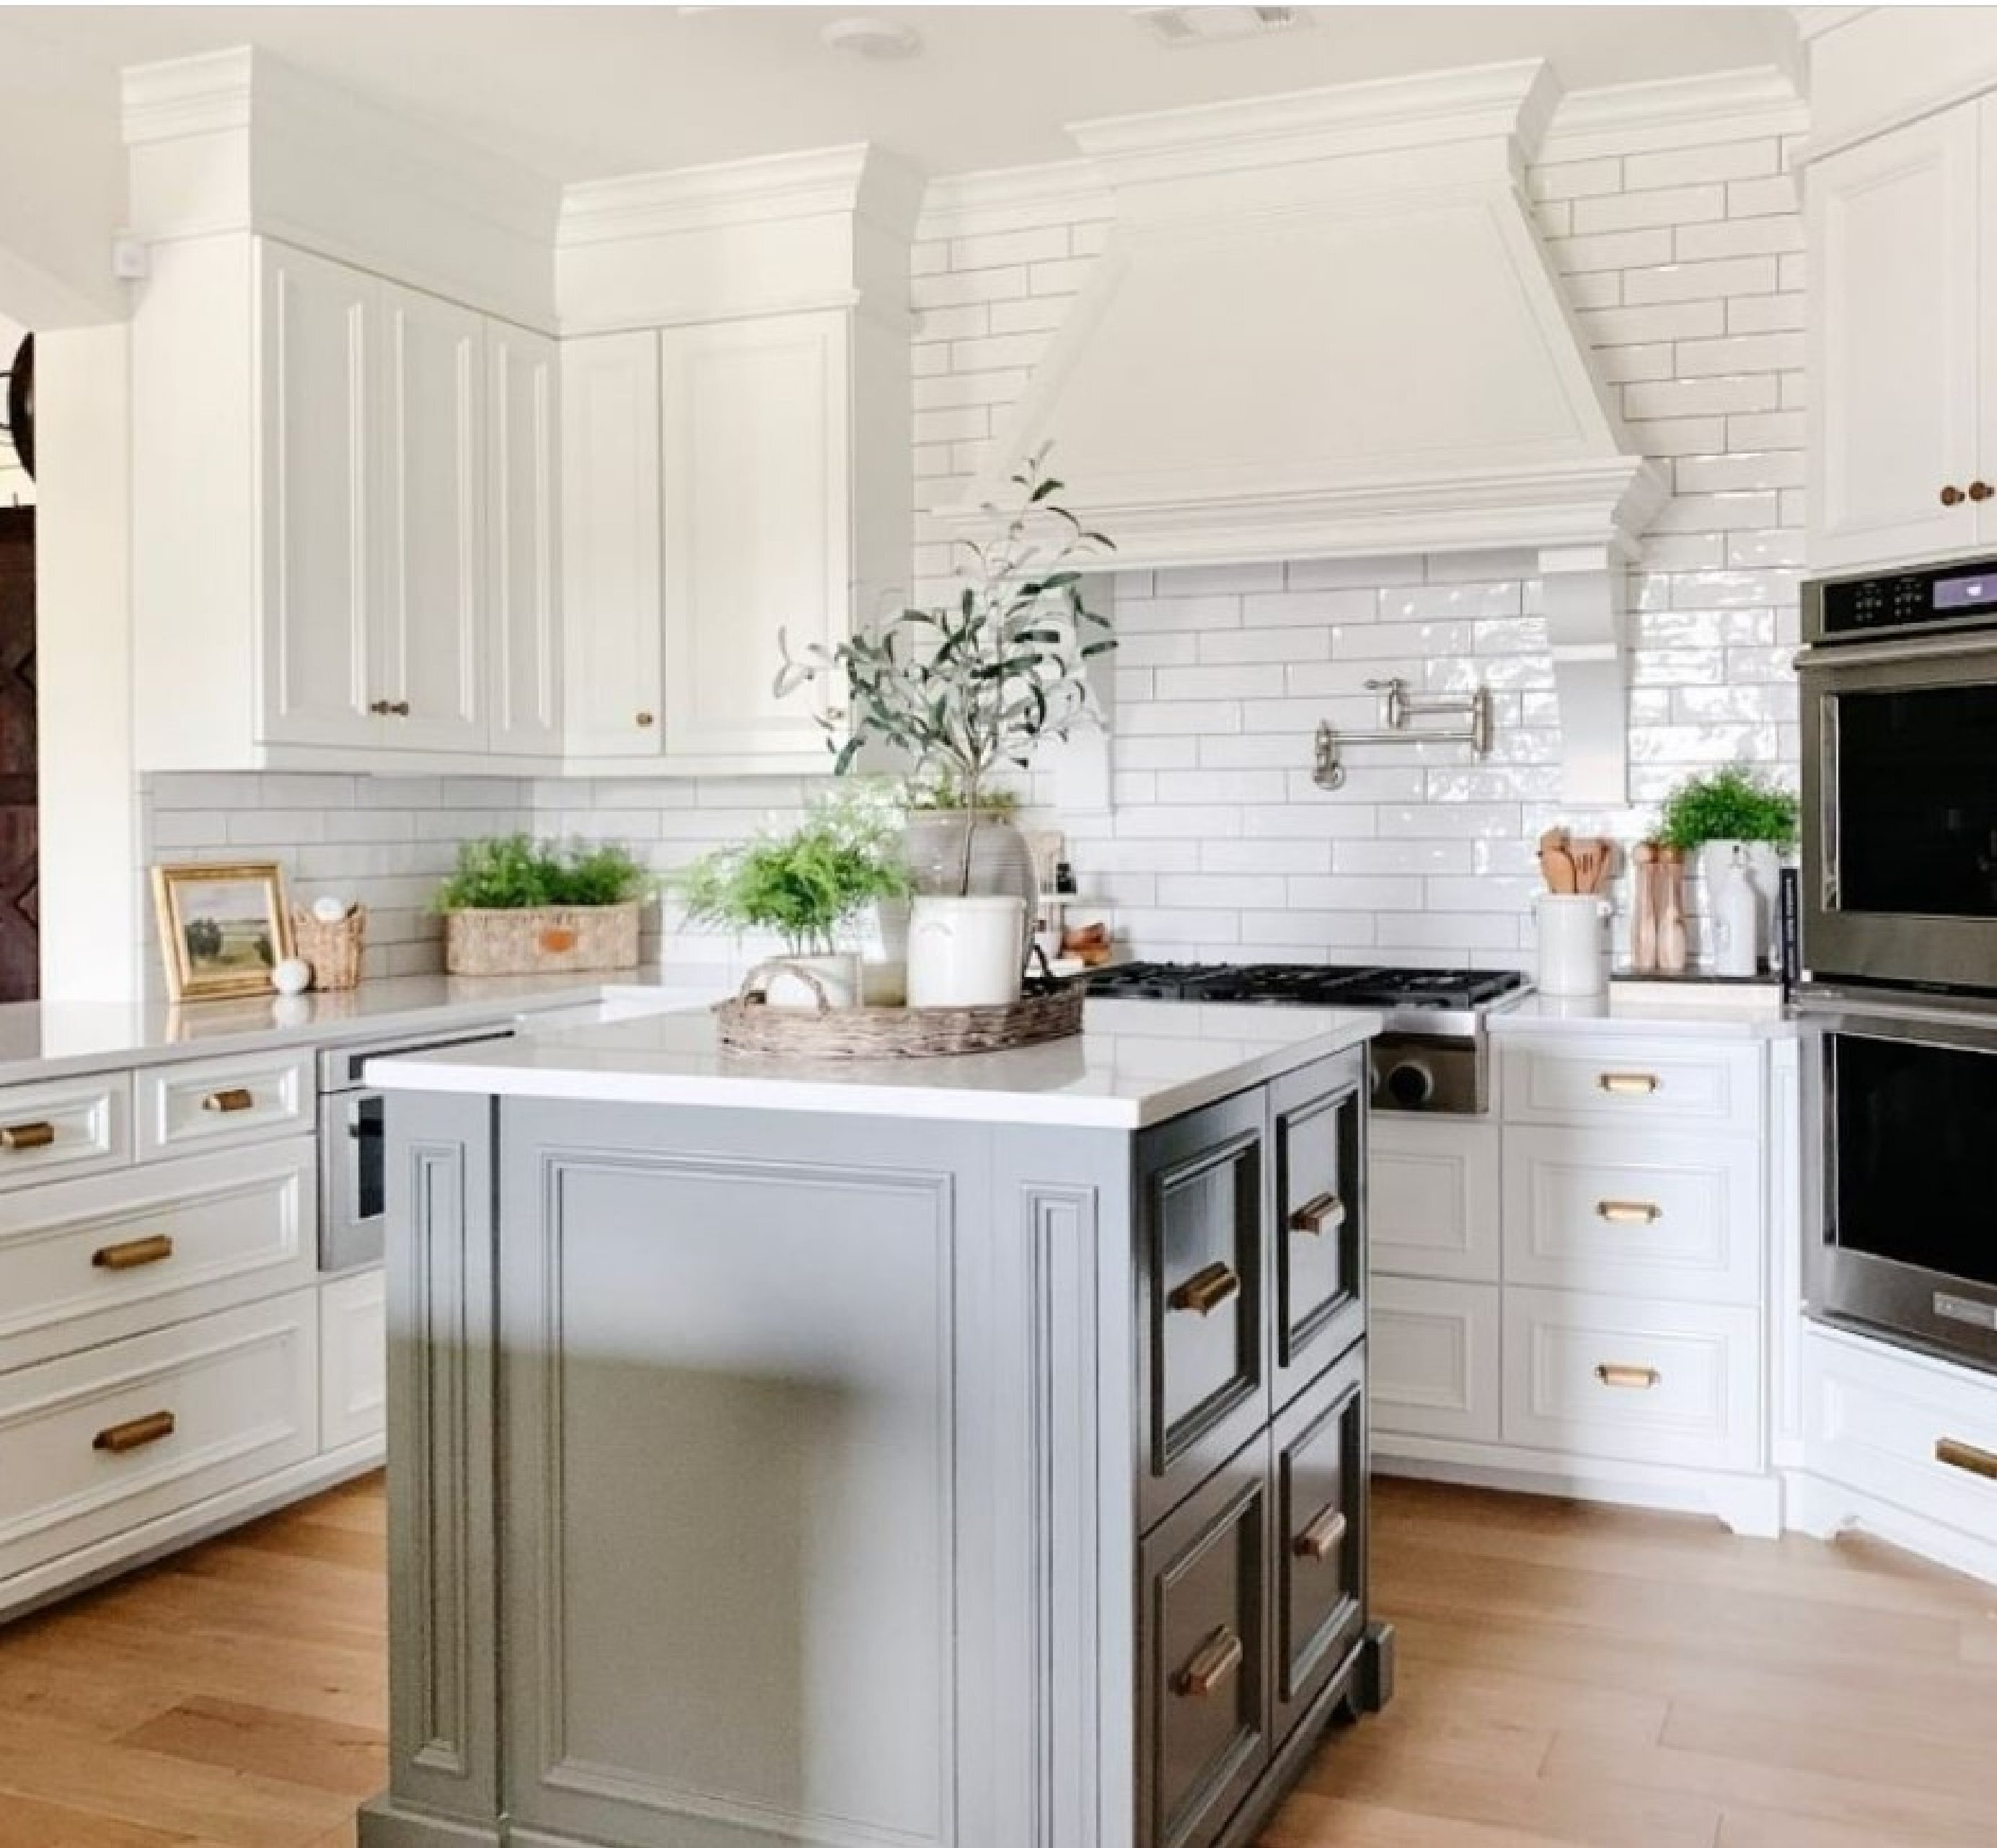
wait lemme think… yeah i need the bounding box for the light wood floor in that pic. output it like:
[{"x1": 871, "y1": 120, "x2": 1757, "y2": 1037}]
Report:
[{"x1": 1, "y1": 1475, "x2": 1993, "y2": 1847}]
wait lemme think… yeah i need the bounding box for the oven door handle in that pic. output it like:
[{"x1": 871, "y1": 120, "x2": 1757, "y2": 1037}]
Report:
[
  {"x1": 1819, "y1": 691, "x2": 1840, "y2": 913},
  {"x1": 1796, "y1": 632, "x2": 1997, "y2": 670}
]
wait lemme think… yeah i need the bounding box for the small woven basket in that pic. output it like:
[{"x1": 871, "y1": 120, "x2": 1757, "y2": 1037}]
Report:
[
  {"x1": 444, "y1": 903, "x2": 641, "y2": 976},
  {"x1": 290, "y1": 905, "x2": 368, "y2": 991},
  {"x1": 714, "y1": 960, "x2": 1083, "y2": 1060}
]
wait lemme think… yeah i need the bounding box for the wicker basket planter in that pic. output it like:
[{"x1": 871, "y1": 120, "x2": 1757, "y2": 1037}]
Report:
[
  {"x1": 715, "y1": 960, "x2": 1082, "y2": 1059},
  {"x1": 290, "y1": 904, "x2": 368, "y2": 991},
  {"x1": 444, "y1": 902, "x2": 641, "y2": 976}
]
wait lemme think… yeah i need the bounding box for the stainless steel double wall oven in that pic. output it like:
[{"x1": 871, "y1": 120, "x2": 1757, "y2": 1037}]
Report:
[{"x1": 1798, "y1": 553, "x2": 1997, "y2": 1371}]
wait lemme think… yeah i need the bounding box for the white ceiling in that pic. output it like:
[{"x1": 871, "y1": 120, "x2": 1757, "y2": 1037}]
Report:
[{"x1": 5, "y1": 5, "x2": 1799, "y2": 182}]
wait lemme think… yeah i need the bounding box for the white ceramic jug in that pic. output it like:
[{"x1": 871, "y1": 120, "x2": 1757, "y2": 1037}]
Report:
[
  {"x1": 1533, "y1": 893, "x2": 1610, "y2": 998},
  {"x1": 906, "y1": 896, "x2": 1026, "y2": 1008}
]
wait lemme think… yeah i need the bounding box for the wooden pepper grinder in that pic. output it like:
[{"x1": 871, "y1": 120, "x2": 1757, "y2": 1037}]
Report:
[
  {"x1": 1631, "y1": 842, "x2": 1659, "y2": 973},
  {"x1": 1657, "y1": 846, "x2": 1689, "y2": 973}
]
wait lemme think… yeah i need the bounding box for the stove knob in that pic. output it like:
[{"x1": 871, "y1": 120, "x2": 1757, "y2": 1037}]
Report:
[{"x1": 1385, "y1": 1060, "x2": 1436, "y2": 1109}]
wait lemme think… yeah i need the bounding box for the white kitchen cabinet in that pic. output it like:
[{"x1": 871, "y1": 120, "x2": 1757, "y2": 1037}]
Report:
[
  {"x1": 560, "y1": 330, "x2": 664, "y2": 758},
  {"x1": 1808, "y1": 97, "x2": 1997, "y2": 570},
  {"x1": 488, "y1": 322, "x2": 564, "y2": 757},
  {"x1": 561, "y1": 307, "x2": 910, "y2": 775},
  {"x1": 1370, "y1": 1115, "x2": 1499, "y2": 1283},
  {"x1": 320, "y1": 1267, "x2": 388, "y2": 1454},
  {"x1": 135, "y1": 234, "x2": 563, "y2": 772},
  {"x1": 658, "y1": 309, "x2": 850, "y2": 766},
  {"x1": 1370, "y1": 1274, "x2": 1501, "y2": 1444}
]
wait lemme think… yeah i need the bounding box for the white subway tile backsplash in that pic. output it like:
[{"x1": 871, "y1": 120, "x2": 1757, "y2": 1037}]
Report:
[
  {"x1": 1623, "y1": 255, "x2": 1780, "y2": 304},
  {"x1": 1675, "y1": 215, "x2": 1806, "y2": 262},
  {"x1": 1624, "y1": 139, "x2": 1779, "y2": 189},
  {"x1": 1571, "y1": 182, "x2": 1726, "y2": 234}
]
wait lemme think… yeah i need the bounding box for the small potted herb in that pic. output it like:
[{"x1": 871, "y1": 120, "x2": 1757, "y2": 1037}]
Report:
[
  {"x1": 678, "y1": 792, "x2": 910, "y2": 1007},
  {"x1": 434, "y1": 836, "x2": 653, "y2": 975},
  {"x1": 1654, "y1": 766, "x2": 1799, "y2": 973}
]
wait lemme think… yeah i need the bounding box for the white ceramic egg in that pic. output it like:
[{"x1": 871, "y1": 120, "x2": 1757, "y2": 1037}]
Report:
[
  {"x1": 311, "y1": 896, "x2": 350, "y2": 924},
  {"x1": 272, "y1": 957, "x2": 313, "y2": 996}
]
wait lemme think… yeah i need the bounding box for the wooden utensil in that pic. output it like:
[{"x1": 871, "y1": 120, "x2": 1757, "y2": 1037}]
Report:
[
  {"x1": 1569, "y1": 838, "x2": 1610, "y2": 896},
  {"x1": 1538, "y1": 828, "x2": 1577, "y2": 894}
]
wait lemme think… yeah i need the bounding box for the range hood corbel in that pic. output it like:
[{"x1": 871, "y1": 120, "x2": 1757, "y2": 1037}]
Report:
[{"x1": 935, "y1": 58, "x2": 1667, "y2": 804}]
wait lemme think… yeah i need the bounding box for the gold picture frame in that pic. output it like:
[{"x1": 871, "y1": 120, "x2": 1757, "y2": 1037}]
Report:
[{"x1": 151, "y1": 862, "x2": 295, "y2": 1002}]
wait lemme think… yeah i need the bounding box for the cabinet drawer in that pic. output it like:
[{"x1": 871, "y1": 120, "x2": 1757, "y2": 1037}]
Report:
[
  {"x1": 1502, "y1": 1126, "x2": 1763, "y2": 1305},
  {"x1": 0, "y1": 1289, "x2": 319, "y2": 1583},
  {"x1": 1805, "y1": 1330, "x2": 1997, "y2": 1544},
  {"x1": 1502, "y1": 1288, "x2": 1761, "y2": 1472},
  {"x1": 1138, "y1": 1446, "x2": 1270, "y2": 1848},
  {"x1": 1500, "y1": 1038, "x2": 1763, "y2": 1133},
  {"x1": 1368, "y1": 1276, "x2": 1501, "y2": 1444},
  {"x1": 1139, "y1": 1091, "x2": 1267, "y2": 1532},
  {"x1": 0, "y1": 1138, "x2": 318, "y2": 1373},
  {"x1": 1271, "y1": 1347, "x2": 1365, "y2": 1741},
  {"x1": 0, "y1": 1072, "x2": 131, "y2": 1192},
  {"x1": 137, "y1": 1048, "x2": 316, "y2": 1159},
  {"x1": 1370, "y1": 1116, "x2": 1499, "y2": 1283},
  {"x1": 320, "y1": 1268, "x2": 386, "y2": 1454},
  {"x1": 1269, "y1": 1059, "x2": 1364, "y2": 1408}
]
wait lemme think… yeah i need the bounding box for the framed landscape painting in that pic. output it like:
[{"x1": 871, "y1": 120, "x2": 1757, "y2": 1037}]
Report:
[{"x1": 151, "y1": 862, "x2": 294, "y2": 1002}]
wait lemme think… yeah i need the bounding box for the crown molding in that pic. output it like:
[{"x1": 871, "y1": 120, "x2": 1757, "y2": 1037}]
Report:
[
  {"x1": 916, "y1": 160, "x2": 1113, "y2": 244},
  {"x1": 121, "y1": 45, "x2": 253, "y2": 143},
  {"x1": 1793, "y1": 6, "x2": 1872, "y2": 43},
  {"x1": 560, "y1": 143, "x2": 926, "y2": 249},
  {"x1": 1539, "y1": 65, "x2": 1807, "y2": 162},
  {"x1": 1067, "y1": 58, "x2": 1562, "y2": 187}
]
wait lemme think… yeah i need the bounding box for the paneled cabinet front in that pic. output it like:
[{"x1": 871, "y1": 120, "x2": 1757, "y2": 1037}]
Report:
[{"x1": 1269, "y1": 1062, "x2": 1365, "y2": 1409}]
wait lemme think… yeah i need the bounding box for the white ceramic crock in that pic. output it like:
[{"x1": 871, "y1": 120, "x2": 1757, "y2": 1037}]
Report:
[
  {"x1": 1533, "y1": 893, "x2": 1611, "y2": 998},
  {"x1": 905, "y1": 896, "x2": 1026, "y2": 1009}
]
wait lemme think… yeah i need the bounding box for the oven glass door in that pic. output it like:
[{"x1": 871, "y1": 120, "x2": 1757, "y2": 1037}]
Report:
[
  {"x1": 322, "y1": 1089, "x2": 387, "y2": 1271},
  {"x1": 1830, "y1": 1032, "x2": 1997, "y2": 1288}
]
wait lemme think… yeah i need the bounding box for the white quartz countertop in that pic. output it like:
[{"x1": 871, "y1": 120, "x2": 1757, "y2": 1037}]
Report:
[
  {"x1": 367, "y1": 996, "x2": 1383, "y2": 1129},
  {"x1": 1490, "y1": 983, "x2": 1795, "y2": 1040},
  {"x1": 0, "y1": 970, "x2": 730, "y2": 1086}
]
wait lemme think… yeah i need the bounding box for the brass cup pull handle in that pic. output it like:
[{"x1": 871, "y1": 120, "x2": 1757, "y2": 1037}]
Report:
[
  {"x1": 1936, "y1": 1437, "x2": 1997, "y2": 1481},
  {"x1": 202, "y1": 1087, "x2": 255, "y2": 1115},
  {"x1": 93, "y1": 1410, "x2": 176, "y2": 1455},
  {"x1": 1941, "y1": 483, "x2": 1967, "y2": 507},
  {"x1": 1971, "y1": 481, "x2": 1995, "y2": 503},
  {"x1": 1173, "y1": 1626, "x2": 1244, "y2": 1698},
  {"x1": 0, "y1": 1120, "x2": 55, "y2": 1151},
  {"x1": 1293, "y1": 1505, "x2": 1349, "y2": 1562},
  {"x1": 1595, "y1": 1199, "x2": 1662, "y2": 1226},
  {"x1": 1595, "y1": 1363, "x2": 1662, "y2": 1390},
  {"x1": 92, "y1": 1233, "x2": 175, "y2": 1271},
  {"x1": 1168, "y1": 1262, "x2": 1241, "y2": 1317},
  {"x1": 1596, "y1": 1071, "x2": 1660, "y2": 1096},
  {"x1": 1288, "y1": 1191, "x2": 1346, "y2": 1237}
]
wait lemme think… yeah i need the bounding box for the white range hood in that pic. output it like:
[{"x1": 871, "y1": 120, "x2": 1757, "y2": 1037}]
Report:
[{"x1": 937, "y1": 61, "x2": 1667, "y2": 803}]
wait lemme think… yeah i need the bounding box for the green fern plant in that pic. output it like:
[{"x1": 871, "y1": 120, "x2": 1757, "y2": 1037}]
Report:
[
  {"x1": 1654, "y1": 767, "x2": 1798, "y2": 853},
  {"x1": 434, "y1": 836, "x2": 653, "y2": 911}
]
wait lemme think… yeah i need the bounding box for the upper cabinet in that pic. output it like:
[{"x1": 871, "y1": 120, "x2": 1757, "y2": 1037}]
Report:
[
  {"x1": 561, "y1": 306, "x2": 906, "y2": 775},
  {"x1": 1808, "y1": 96, "x2": 1997, "y2": 571},
  {"x1": 135, "y1": 237, "x2": 562, "y2": 772}
]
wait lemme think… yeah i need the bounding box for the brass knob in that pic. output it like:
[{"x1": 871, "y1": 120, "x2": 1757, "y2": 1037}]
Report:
[
  {"x1": 1173, "y1": 1626, "x2": 1244, "y2": 1698},
  {"x1": 1292, "y1": 1505, "x2": 1348, "y2": 1562},
  {"x1": 1289, "y1": 1190, "x2": 1346, "y2": 1237},
  {"x1": 1972, "y1": 481, "x2": 1994, "y2": 503},
  {"x1": 93, "y1": 1410, "x2": 177, "y2": 1454},
  {"x1": 369, "y1": 699, "x2": 390, "y2": 715},
  {"x1": 387, "y1": 700, "x2": 411, "y2": 717},
  {"x1": 92, "y1": 1233, "x2": 175, "y2": 1270},
  {"x1": 635, "y1": 711, "x2": 656, "y2": 728},
  {"x1": 1941, "y1": 484, "x2": 1967, "y2": 506},
  {"x1": 1168, "y1": 1261, "x2": 1240, "y2": 1317}
]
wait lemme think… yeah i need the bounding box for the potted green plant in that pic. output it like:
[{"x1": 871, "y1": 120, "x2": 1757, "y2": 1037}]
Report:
[
  {"x1": 434, "y1": 836, "x2": 653, "y2": 976},
  {"x1": 678, "y1": 792, "x2": 911, "y2": 1007},
  {"x1": 1654, "y1": 766, "x2": 1799, "y2": 973},
  {"x1": 774, "y1": 448, "x2": 1114, "y2": 1004}
]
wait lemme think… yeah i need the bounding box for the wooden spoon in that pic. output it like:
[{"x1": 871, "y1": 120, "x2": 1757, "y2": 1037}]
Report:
[
  {"x1": 1538, "y1": 828, "x2": 1577, "y2": 894},
  {"x1": 1570, "y1": 838, "x2": 1610, "y2": 896}
]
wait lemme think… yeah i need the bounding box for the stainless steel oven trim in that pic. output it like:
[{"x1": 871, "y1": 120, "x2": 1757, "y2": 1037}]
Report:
[
  {"x1": 1799, "y1": 635, "x2": 1997, "y2": 993},
  {"x1": 1799, "y1": 998, "x2": 1997, "y2": 1373}
]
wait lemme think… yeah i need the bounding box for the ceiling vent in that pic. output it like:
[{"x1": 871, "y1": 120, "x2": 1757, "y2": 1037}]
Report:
[{"x1": 1132, "y1": 7, "x2": 1310, "y2": 49}]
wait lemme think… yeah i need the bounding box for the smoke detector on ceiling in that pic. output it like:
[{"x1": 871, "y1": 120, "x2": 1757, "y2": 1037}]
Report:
[
  {"x1": 1132, "y1": 6, "x2": 1311, "y2": 48},
  {"x1": 821, "y1": 17, "x2": 925, "y2": 60}
]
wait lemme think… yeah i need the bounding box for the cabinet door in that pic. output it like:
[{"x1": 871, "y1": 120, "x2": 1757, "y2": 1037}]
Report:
[
  {"x1": 378, "y1": 283, "x2": 487, "y2": 753},
  {"x1": 1271, "y1": 1345, "x2": 1365, "y2": 1743},
  {"x1": 561, "y1": 332, "x2": 663, "y2": 758},
  {"x1": 257, "y1": 242, "x2": 378, "y2": 748},
  {"x1": 658, "y1": 310, "x2": 850, "y2": 766},
  {"x1": 488, "y1": 321, "x2": 563, "y2": 756},
  {"x1": 1137, "y1": 1091, "x2": 1269, "y2": 1534},
  {"x1": 319, "y1": 1267, "x2": 386, "y2": 1454},
  {"x1": 1269, "y1": 1058, "x2": 1364, "y2": 1410},
  {"x1": 1809, "y1": 105, "x2": 1981, "y2": 570},
  {"x1": 1369, "y1": 1115, "x2": 1500, "y2": 1283},
  {"x1": 1137, "y1": 1445, "x2": 1271, "y2": 1848}
]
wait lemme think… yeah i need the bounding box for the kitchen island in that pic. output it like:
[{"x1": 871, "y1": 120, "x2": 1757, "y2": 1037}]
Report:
[{"x1": 361, "y1": 998, "x2": 1390, "y2": 1848}]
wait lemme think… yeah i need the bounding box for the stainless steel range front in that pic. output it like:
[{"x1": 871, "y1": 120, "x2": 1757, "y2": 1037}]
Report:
[{"x1": 1800, "y1": 985, "x2": 1997, "y2": 1374}]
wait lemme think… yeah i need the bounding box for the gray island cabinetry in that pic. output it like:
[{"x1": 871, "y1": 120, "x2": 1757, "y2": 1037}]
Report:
[{"x1": 359, "y1": 1002, "x2": 1390, "y2": 1848}]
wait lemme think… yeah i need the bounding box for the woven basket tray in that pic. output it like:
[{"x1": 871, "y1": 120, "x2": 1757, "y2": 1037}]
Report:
[
  {"x1": 715, "y1": 960, "x2": 1083, "y2": 1060},
  {"x1": 444, "y1": 903, "x2": 640, "y2": 976}
]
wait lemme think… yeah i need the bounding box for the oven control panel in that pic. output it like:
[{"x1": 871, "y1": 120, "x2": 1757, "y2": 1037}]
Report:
[{"x1": 1808, "y1": 553, "x2": 1997, "y2": 643}]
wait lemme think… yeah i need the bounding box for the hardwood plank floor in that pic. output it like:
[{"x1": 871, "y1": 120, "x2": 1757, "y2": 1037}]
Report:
[{"x1": 1, "y1": 1472, "x2": 1992, "y2": 1847}]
